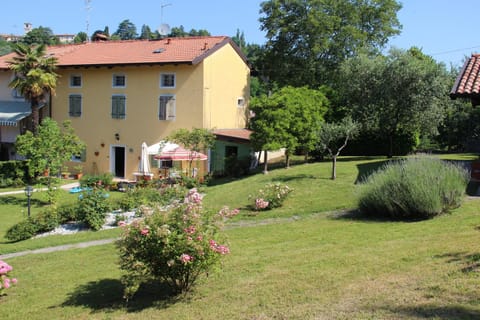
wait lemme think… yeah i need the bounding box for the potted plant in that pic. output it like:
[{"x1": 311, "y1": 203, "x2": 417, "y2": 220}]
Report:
[{"x1": 73, "y1": 165, "x2": 84, "y2": 180}]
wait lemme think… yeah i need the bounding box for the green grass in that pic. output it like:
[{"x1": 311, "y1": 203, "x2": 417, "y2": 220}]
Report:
[
  {"x1": 1, "y1": 199, "x2": 480, "y2": 319},
  {"x1": 0, "y1": 154, "x2": 479, "y2": 319}
]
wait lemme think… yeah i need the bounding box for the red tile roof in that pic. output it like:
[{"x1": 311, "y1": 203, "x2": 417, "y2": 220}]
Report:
[
  {"x1": 0, "y1": 36, "x2": 247, "y2": 69},
  {"x1": 450, "y1": 54, "x2": 480, "y2": 103},
  {"x1": 213, "y1": 129, "x2": 252, "y2": 141}
]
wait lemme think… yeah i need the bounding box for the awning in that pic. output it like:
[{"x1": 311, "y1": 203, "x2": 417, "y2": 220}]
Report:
[
  {"x1": 0, "y1": 101, "x2": 42, "y2": 127},
  {"x1": 154, "y1": 146, "x2": 208, "y2": 161}
]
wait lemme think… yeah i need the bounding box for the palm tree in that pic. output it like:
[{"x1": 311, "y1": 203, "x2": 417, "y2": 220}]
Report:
[{"x1": 8, "y1": 43, "x2": 58, "y2": 133}]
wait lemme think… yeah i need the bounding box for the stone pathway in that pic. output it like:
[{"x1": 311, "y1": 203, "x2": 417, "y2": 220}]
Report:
[{"x1": 0, "y1": 239, "x2": 117, "y2": 260}]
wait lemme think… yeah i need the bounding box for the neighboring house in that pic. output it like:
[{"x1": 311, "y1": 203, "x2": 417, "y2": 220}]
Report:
[
  {"x1": 211, "y1": 128, "x2": 253, "y2": 176},
  {"x1": 0, "y1": 36, "x2": 250, "y2": 179},
  {"x1": 0, "y1": 73, "x2": 50, "y2": 160},
  {"x1": 450, "y1": 54, "x2": 480, "y2": 106}
]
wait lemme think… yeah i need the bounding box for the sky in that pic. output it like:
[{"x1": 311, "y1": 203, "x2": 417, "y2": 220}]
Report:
[{"x1": 1, "y1": 0, "x2": 478, "y2": 68}]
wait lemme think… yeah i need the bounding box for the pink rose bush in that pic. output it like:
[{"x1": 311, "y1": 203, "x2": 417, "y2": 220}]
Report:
[
  {"x1": 251, "y1": 182, "x2": 292, "y2": 211},
  {"x1": 117, "y1": 188, "x2": 231, "y2": 299},
  {"x1": 0, "y1": 260, "x2": 17, "y2": 297}
]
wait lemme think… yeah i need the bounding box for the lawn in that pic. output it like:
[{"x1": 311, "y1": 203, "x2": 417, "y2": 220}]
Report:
[{"x1": 0, "y1": 155, "x2": 479, "y2": 319}]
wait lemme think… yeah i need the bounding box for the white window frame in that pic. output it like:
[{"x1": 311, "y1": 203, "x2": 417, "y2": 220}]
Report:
[
  {"x1": 159, "y1": 94, "x2": 176, "y2": 121},
  {"x1": 160, "y1": 73, "x2": 176, "y2": 88},
  {"x1": 112, "y1": 74, "x2": 126, "y2": 88},
  {"x1": 69, "y1": 74, "x2": 82, "y2": 88},
  {"x1": 68, "y1": 94, "x2": 82, "y2": 117},
  {"x1": 111, "y1": 95, "x2": 126, "y2": 119}
]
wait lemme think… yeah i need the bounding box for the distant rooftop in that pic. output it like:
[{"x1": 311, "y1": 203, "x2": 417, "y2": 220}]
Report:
[{"x1": 450, "y1": 54, "x2": 480, "y2": 105}]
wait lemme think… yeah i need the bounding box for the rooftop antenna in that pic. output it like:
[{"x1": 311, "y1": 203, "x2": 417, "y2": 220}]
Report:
[
  {"x1": 161, "y1": 2, "x2": 172, "y2": 24},
  {"x1": 158, "y1": 2, "x2": 172, "y2": 37},
  {"x1": 85, "y1": 0, "x2": 91, "y2": 42}
]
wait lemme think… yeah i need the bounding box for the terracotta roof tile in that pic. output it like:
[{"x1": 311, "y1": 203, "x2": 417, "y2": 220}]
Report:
[
  {"x1": 213, "y1": 129, "x2": 252, "y2": 141},
  {"x1": 0, "y1": 36, "x2": 242, "y2": 69},
  {"x1": 450, "y1": 54, "x2": 480, "y2": 99}
]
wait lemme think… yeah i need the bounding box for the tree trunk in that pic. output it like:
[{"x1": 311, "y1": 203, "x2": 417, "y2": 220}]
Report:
[
  {"x1": 263, "y1": 150, "x2": 268, "y2": 174},
  {"x1": 31, "y1": 102, "x2": 40, "y2": 134},
  {"x1": 331, "y1": 155, "x2": 337, "y2": 180},
  {"x1": 285, "y1": 150, "x2": 290, "y2": 168}
]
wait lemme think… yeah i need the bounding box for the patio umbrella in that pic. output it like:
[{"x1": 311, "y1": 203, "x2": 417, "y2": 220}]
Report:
[
  {"x1": 154, "y1": 146, "x2": 208, "y2": 161},
  {"x1": 147, "y1": 141, "x2": 179, "y2": 155},
  {"x1": 138, "y1": 142, "x2": 152, "y2": 175}
]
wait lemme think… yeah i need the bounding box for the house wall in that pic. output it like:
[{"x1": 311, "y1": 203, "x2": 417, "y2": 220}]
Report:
[
  {"x1": 52, "y1": 63, "x2": 208, "y2": 179},
  {"x1": 0, "y1": 72, "x2": 14, "y2": 101},
  {"x1": 202, "y1": 44, "x2": 250, "y2": 129}
]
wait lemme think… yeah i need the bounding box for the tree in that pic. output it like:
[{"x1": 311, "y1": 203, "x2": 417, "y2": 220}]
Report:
[
  {"x1": 249, "y1": 86, "x2": 328, "y2": 171},
  {"x1": 113, "y1": 19, "x2": 138, "y2": 40},
  {"x1": 8, "y1": 43, "x2": 58, "y2": 133},
  {"x1": 21, "y1": 26, "x2": 59, "y2": 46},
  {"x1": 139, "y1": 24, "x2": 153, "y2": 40},
  {"x1": 0, "y1": 39, "x2": 13, "y2": 56},
  {"x1": 73, "y1": 32, "x2": 87, "y2": 43},
  {"x1": 166, "y1": 128, "x2": 215, "y2": 177},
  {"x1": 317, "y1": 117, "x2": 359, "y2": 180},
  {"x1": 249, "y1": 95, "x2": 288, "y2": 174},
  {"x1": 16, "y1": 118, "x2": 85, "y2": 204},
  {"x1": 232, "y1": 29, "x2": 246, "y2": 50},
  {"x1": 188, "y1": 29, "x2": 210, "y2": 36},
  {"x1": 169, "y1": 26, "x2": 210, "y2": 37},
  {"x1": 259, "y1": 0, "x2": 402, "y2": 88},
  {"x1": 170, "y1": 25, "x2": 188, "y2": 37},
  {"x1": 337, "y1": 48, "x2": 451, "y2": 157}
]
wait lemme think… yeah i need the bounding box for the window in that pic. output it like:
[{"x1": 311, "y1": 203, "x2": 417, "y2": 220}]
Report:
[
  {"x1": 237, "y1": 97, "x2": 245, "y2": 107},
  {"x1": 112, "y1": 95, "x2": 126, "y2": 119},
  {"x1": 70, "y1": 75, "x2": 82, "y2": 87},
  {"x1": 160, "y1": 73, "x2": 175, "y2": 88},
  {"x1": 71, "y1": 148, "x2": 86, "y2": 162},
  {"x1": 11, "y1": 89, "x2": 23, "y2": 99},
  {"x1": 112, "y1": 74, "x2": 126, "y2": 87},
  {"x1": 225, "y1": 146, "x2": 238, "y2": 158},
  {"x1": 159, "y1": 95, "x2": 176, "y2": 120},
  {"x1": 69, "y1": 94, "x2": 82, "y2": 117},
  {"x1": 160, "y1": 160, "x2": 173, "y2": 168}
]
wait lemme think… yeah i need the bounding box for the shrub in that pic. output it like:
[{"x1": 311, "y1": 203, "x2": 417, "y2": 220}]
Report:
[
  {"x1": 56, "y1": 203, "x2": 80, "y2": 222},
  {"x1": 5, "y1": 207, "x2": 62, "y2": 241},
  {"x1": 224, "y1": 155, "x2": 251, "y2": 177},
  {"x1": 0, "y1": 260, "x2": 17, "y2": 297},
  {"x1": 77, "y1": 189, "x2": 111, "y2": 230},
  {"x1": 250, "y1": 182, "x2": 293, "y2": 211},
  {"x1": 0, "y1": 160, "x2": 30, "y2": 187},
  {"x1": 5, "y1": 218, "x2": 39, "y2": 242},
  {"x1": 357, "y1": 156, "x2": 469, "y2": 220},
  {"x1": 117, "y1": 188, "x2": 231, "y2": 300},
  {"x1": 80, "y1": 173, "x2": 114, "y2": 189},
  {"x1": 34, "y1": 208, "x2": 60, "y2": 233},
  {"x1": 116, "y1": 186, "x2": 187, "y2": 212}
]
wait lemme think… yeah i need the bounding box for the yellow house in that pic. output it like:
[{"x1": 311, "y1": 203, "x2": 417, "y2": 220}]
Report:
[{"x1": 0, "y1": 36, "x2": 250, "y2": 179}]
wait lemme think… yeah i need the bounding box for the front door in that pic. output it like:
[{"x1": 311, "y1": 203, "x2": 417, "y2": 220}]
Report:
[{"x1": 112, "y1": 146, "x2": 125, "y2": 178}]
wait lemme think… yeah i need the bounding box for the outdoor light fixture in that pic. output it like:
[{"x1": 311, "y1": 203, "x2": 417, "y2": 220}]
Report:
[
  {"x1": 24, "y1": 185, "x2": 33, "y2": 217},
  {"x1": 115, "y1": 133, "x2": 120, "y2": 141}
]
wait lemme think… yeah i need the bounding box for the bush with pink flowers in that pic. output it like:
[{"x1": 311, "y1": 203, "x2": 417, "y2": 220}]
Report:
[
  {"x1": 117, "y1": 188, "x2": 236, "y2": 300},
  {"x1": 0, "y1": 260, "x2": 17, "y2": 297},
  {"x1": 250, "y1": 182, "x2": 293, "y2": 211}
]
